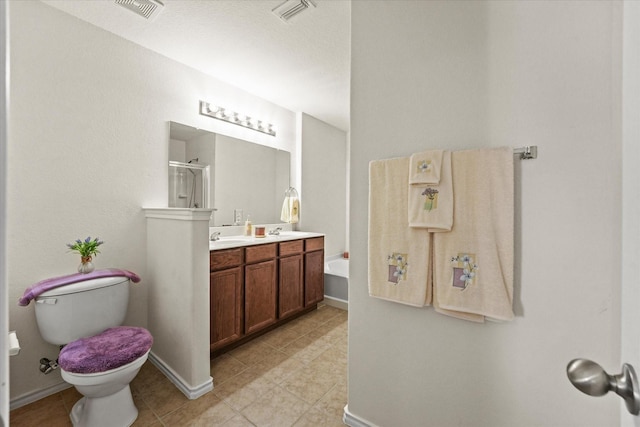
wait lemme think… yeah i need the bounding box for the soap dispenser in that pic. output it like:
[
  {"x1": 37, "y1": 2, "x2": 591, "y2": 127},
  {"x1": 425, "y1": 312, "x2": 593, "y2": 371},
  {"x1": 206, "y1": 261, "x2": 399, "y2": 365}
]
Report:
[{"x1": 245, "y1": 215, "x2": 253, "y2": 236}]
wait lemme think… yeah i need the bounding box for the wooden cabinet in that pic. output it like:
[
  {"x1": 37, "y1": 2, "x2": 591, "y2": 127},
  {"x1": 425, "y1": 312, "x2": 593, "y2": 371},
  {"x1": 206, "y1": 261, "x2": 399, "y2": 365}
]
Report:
[
  {"x1": 210, "y1": 248, "x2": 244, "y2": 351},
  {"x1": 245, "y1": 259, "x2": 277, "y2": 334},
  {"x1": 210, "y1": 235, "x2": 324, "y2": 355},
  {"x1": 210, "y1": 267, "x2": 243, "y2": 350},
  {"x1": 304, "y1": 237, "x2": 325, "y2": 307},
  {"x1": 279, "y1": 240, "x2": 304, "y2": 319},
  {"x1": 245, "y1": 243, "x2": 277, "y2": 264},
  {"x1": 244, "y1": 244, "x2": 278, "y2": 335}
]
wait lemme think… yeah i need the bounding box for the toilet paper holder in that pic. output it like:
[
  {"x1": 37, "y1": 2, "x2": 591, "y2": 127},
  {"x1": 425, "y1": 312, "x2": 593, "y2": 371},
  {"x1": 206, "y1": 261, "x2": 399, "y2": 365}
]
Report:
[{"x1": 9, "y1": 331, "x2": 20, "y2": 356}]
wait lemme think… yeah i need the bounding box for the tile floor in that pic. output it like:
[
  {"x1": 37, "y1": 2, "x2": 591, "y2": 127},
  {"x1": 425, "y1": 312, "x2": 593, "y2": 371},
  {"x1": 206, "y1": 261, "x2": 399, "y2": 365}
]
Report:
[{"x1": 9, "y1": 304, "x2": 348, "y2": 426}]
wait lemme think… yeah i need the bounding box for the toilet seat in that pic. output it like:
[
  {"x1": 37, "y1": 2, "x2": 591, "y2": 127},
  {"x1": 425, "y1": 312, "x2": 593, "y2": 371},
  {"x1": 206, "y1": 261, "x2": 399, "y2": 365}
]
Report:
[{"x1": 59, "y1": 326, "x2": 153, "y2": 374}]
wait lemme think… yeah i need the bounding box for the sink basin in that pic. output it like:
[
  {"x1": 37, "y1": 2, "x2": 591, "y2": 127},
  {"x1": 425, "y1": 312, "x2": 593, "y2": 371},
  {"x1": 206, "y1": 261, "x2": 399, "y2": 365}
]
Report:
[
  {"x1": 217, "y1": 238, "x2": 249, "y2": 243},
  {"x1": 209, "y1": 231, "x2": 321, "y2": 250},
  {"x1": 209, "y1": 236, "x2": 253, "y2": 249},
  {"x1": 272, "y1": 231, "x2": 313, "y2": 237}
]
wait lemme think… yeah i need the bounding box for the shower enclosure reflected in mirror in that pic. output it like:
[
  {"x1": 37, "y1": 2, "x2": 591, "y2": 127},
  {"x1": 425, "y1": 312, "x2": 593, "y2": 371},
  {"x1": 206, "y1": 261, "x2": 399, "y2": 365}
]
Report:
[
  {"x1": 169, "y1": 121, "x2": 290, "y2": 226},
  {"x1": 168, "y1": 160, "x2": 210, "y2": 209}
]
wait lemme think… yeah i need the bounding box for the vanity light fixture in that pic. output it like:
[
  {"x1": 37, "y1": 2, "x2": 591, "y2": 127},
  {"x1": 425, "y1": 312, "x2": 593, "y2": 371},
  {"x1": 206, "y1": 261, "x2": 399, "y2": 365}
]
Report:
[{"x1": 199, "y1": 101, "x2": 276, "y2": 137}]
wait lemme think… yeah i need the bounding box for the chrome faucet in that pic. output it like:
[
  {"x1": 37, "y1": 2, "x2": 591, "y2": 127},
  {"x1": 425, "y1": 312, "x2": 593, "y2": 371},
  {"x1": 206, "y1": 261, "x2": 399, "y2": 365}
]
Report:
[
  {"x1": 268, "y1": 227, "x2": 282, "y2": 236},
  {"x1": 210, "y1": 231, "x2": 221, "y2": 241}
]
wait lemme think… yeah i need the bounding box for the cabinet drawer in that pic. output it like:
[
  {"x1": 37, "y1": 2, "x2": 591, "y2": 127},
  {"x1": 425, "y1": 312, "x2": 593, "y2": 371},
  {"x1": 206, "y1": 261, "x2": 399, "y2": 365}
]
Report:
[
  {"x1": 279, "y1": 240, "x2": 303, "y2": 257},
  {"x1": 210, "y1": 248, "x2": 244, "y2": 271},
  {"x1": 245, "y1": 243, "x2": 277, "y2": 264},
  {"x1": 305, "y1": 237, "x2": 324, "y2": 252}
]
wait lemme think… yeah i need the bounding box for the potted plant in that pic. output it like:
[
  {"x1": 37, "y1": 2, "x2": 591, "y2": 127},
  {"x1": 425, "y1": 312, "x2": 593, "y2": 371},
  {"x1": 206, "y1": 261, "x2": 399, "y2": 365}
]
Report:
[{"x1": 67, "y1": 237, "x2": 104, "y2": 274}]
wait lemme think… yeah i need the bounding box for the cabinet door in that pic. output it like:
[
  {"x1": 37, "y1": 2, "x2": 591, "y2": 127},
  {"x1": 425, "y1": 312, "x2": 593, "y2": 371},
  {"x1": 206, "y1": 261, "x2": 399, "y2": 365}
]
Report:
[
  {"x1": 279, "y1": 254, "x2": 303, "y2": 319},
  {"x1": 210, "y1": 267, "x2": 243, "y2": 350},
  {"x1": 305, "y1": 250, "x2": 324, "y2": 307},
  {"x1": 245, "y1": 259, "x2": 277, "y2": 335}
]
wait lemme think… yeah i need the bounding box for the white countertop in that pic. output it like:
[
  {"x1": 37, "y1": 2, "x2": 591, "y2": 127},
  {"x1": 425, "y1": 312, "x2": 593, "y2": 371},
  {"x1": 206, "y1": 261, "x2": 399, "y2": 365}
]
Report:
[{"x1": 209, "y1": 231, "x2": 324, "y2": 250}]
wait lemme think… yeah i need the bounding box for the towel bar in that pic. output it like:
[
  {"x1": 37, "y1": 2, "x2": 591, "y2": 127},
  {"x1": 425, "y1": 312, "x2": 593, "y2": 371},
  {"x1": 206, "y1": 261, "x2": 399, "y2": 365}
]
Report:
[{"x1": 513, "y1": 146, "x2": 538, "y2": 160}]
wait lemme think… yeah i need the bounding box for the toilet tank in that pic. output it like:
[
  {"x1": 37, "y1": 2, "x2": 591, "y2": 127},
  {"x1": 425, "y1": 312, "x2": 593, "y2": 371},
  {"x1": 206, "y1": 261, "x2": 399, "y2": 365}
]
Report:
[{"x1": 34, "y1": 276, "x2": 131, "y2": 345}]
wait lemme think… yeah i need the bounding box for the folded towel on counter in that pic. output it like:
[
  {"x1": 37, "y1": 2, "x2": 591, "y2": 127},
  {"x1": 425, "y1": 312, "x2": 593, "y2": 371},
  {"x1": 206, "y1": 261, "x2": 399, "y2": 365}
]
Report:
[
  {"x1": 408, "y1": 150, "x2": 453, "y2": 231},
  {"x1": 409, "y1": 149, "x2": 443, "y2": 184},
  {"x1": 368, "y1": 157, "x2": 432, "y2": 307},
  {"x1": 433, "y1": 147, "x2": 514, "y2": 321},
  {"x1": 18, "y1": 268, "x2": 141, "y2": 306},
  {"x1": 280, "y1": 196, "x2": 300, "y2": 224}
]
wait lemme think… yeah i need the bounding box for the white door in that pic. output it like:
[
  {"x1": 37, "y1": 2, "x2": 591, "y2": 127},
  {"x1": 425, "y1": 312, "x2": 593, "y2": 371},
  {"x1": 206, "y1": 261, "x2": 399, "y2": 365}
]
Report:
[
  {"x1": 620, "y1": 2, "x2": 640, "y2": 427},
  {"x1": 0, "y1": 1, "x2": 9, "y2": 424}
]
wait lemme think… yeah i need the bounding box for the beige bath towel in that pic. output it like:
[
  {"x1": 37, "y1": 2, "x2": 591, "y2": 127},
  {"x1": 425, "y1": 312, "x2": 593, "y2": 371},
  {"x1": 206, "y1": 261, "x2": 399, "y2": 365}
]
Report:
[
  {"x1": 409, "y1": 149, "x2": 443, "y2": 184},
  {"x1": 280, "y1": 197, "x2": 299, "y2": 224},
  {"x1": 369, "y1": 157, "x2": 432, "y2": 307},
  {"x1": 430, "y1": 236, "x2": 485, "y2": 322},
  {"x1": 433, "y1": 147, "x2": 514, "y2": 321},
  {"x1": 408, "y1": 150, "x2": 453, "y2": 231}
]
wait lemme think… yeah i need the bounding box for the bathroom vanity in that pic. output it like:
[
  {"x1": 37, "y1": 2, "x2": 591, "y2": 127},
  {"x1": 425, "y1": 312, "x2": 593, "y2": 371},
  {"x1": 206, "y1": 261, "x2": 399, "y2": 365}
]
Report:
[
  {"x1": 144, "y1": 209, "x2": 322, "y2": 398},
  {"x1": 209, "y1": 233, "x2": 324, "y2": 356}
]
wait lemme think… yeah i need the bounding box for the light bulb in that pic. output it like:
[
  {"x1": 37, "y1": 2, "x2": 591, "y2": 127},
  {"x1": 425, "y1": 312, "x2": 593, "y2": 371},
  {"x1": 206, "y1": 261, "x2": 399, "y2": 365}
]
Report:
[{"x1": 206, "y1": 104, "x2": 221, "y2": 115}]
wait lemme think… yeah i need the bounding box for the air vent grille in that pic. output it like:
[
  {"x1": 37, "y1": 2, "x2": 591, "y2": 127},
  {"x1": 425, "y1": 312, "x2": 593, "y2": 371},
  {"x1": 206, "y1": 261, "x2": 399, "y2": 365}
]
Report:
[
  {"x1": 272, "y1": 0, "x2": 316, "y2": 22},
  {"x1": 115, "y1": 0, "x2": 164, "y2": 21}
]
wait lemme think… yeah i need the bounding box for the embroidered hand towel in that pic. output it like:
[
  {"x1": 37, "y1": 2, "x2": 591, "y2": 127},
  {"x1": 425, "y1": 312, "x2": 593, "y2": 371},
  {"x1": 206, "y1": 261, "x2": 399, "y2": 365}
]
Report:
[
  {"x1": 369, "y1": 157, "x2": 431, "y2": 307},
  {"x1": 433, "y1": 147, "x2": 514, "y2": 322},
  {"x1": 290, "y1": 198, "x2": 300, "y2": 223},
  {"x1": 408, "y1": 150, "x2": 453, "y2": 231},
  {"x1": 409, "y1": 150, "x2": 443, "y2": 184},
  {"x1": 280, "y1": 196, "x2": 300, "y2": 224}
]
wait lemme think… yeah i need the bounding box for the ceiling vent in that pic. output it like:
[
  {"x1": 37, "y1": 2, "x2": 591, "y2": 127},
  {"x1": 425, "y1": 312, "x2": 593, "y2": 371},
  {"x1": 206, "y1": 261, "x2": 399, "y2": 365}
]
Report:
[
  {"x1": 272, "y1": 0, "x2": 316, "y2": 22},
  {"x1": 115, "y1": 0, "x2": 164, "y2": 21}
]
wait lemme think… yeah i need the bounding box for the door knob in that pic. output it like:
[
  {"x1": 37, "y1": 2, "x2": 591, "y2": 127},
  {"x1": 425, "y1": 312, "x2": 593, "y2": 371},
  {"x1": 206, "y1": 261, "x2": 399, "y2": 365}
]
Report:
[{"x1": 567, "y1": 358, "x2": 640, "y2": 415}]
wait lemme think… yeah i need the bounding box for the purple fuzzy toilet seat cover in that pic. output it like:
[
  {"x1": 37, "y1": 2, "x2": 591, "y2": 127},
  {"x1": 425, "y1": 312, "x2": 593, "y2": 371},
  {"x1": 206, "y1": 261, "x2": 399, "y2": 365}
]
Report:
[{"x1": 59, "y1": 326, "x2": 153, "y2": 374}]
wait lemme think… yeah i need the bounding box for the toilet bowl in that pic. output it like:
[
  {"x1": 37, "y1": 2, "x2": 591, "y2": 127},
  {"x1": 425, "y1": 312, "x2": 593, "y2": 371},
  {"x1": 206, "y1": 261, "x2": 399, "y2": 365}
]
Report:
[
  {"x1": 58, "y1": 326, "x2": 153, "y2": 427},
  {"x1": 62, "y1": 352, "x2": 149, "y2": 427}
]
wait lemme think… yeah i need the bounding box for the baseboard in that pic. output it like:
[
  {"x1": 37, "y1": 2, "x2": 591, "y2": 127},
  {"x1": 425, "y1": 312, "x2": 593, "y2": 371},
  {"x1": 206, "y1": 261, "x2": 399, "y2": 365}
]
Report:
[
  {"x1": 148, "y1": 351, "x2": 213, "y2": 400},
  {"x1": 343, "y1": 404, "x2": 378, "y2": 427},
  {"x1": 9, "y1": 353, "x2": 214, "y2": 410},
  {"x1": 9, "y1": 381, "x2": 72, "y2": 411},
  {"x1": 323, "y1": 296, "x2": 348, "y2": 311}
]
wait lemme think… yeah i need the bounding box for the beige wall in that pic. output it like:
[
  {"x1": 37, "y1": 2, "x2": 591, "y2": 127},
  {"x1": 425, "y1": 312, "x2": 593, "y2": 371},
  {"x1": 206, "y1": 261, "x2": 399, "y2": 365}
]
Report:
[
  {"x1": 349, "y1": 1, "x2": 622, "y2": 426},
  {"x1": 7, "y1": 1, "x2": 298, "y2": 402}
]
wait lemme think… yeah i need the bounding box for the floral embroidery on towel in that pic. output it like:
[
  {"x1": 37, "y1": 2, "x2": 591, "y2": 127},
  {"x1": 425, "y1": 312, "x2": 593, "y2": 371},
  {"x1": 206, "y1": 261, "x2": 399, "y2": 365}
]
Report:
[
  {"x1": 387, "y1": 252, "x2": 408, "y2": 284},
  {"x1": 421, "y1": 187, "x2": 439, "y2": 212},
  {"x1": 417, "y1": 160, "x2": 431, "y2": 173},
  {"x1": 451, "y1": 253, "x2": 478, "y2": 290}
]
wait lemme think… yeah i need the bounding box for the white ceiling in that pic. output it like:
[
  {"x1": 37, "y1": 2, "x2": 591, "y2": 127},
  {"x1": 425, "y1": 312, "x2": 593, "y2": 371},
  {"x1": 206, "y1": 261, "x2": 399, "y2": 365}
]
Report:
[{"x1": 41, "y1": 0, "x2": 351, "y2": 132}]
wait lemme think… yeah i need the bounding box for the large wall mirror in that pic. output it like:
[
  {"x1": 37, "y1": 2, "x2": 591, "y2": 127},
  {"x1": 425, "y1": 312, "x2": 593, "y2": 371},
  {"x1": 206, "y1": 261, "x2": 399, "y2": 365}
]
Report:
[{"x1": 169, "y1": 121, "x2": 290, "y2": 226}]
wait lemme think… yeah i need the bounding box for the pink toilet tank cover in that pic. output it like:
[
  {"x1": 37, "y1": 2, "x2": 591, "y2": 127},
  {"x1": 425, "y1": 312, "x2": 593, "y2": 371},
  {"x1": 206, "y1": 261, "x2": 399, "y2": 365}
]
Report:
[{"x1": 58, "y1": 326, "x2": 153, "y2": 374}]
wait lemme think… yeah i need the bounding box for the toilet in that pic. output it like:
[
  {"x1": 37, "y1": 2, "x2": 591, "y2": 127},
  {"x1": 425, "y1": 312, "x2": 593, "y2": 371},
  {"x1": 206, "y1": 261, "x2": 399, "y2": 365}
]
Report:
[{"x1": 32, "y1": 275, "x2": 152, "y2": 427}]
